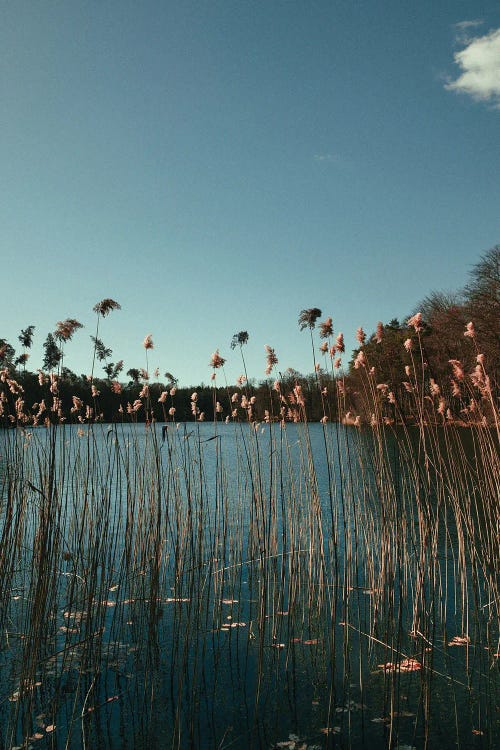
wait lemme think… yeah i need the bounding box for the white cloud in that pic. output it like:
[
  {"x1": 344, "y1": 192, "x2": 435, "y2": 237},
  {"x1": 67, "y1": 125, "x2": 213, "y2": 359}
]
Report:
[
  {"x1": 313, "y1": 153, "x2": 338, "y2": 163},
  {"x1": 452, "y1": 19, "x2": 483, "y2": 45},
  {"x1": 445, "y1": 26, "x2": 500, "y2": 107},
  {"x1": 454, "y1": 19, "x2": 483, "y2": 32}
]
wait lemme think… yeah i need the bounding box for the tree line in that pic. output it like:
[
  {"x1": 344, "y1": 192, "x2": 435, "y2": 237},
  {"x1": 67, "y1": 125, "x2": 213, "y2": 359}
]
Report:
[{"x1": 1, "y1": 246, "x2": 498, "y2": 426}]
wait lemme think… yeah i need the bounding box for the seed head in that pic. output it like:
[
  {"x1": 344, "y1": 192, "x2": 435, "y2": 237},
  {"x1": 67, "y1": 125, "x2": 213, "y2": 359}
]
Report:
[
  {"x1": 298, "y1": 308, "x2": 322, "y2": 331},
  {"x1": 464, "y1": 321, "x2": 475, "y2": 338},
  {"x1": 210, "y1": 349, "x2": 226, "y2": 369},
  {"x1": 55, "y1": 318, "x2": 83, "y2": 341},
  {"x1": 449, "y1": 359, "x2": 464, "y2": 381},
  {"x1": 93, "y1": 299, "x2": 121, "y2": 317},
  {"x1": 71, "y1": 396, "x2": 83, "y2": 412},
  {"x1": 319, "y1": 317, "x2": 333, "y2": 339},
  {"x1": 354, "y1": 350, "x2": 366, "y2": 369},
  {"x1": 407, "y1": 312, "x2": 423, "y2": 333},
  {"x1": 265, "y1": 345, "x2": 278, "y2": 375},
  {"x1": 429, "y1": 379, "x2": 440, "y2": 396},
  {"x1": 230, "y1": 331, "x2": 249, "y2": 349}
]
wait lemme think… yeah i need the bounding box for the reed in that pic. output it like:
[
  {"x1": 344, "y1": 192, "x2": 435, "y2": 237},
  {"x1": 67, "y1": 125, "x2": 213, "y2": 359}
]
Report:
[{"x1": 0, "y1": 309, "x2": 498, "y2": 749}]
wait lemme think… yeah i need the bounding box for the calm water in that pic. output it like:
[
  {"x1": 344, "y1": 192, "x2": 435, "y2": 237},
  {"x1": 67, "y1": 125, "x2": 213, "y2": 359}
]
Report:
[{"x1": 0, "y1": 422, "x2": 498, "y2": 749}]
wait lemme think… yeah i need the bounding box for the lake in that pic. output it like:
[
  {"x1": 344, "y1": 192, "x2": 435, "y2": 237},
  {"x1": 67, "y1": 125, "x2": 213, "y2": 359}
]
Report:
[{"x1": 0, "y1": 421, "x2": 498, "y2": 749}]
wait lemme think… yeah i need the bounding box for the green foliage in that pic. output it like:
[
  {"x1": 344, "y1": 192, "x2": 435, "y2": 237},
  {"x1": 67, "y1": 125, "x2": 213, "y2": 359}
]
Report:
[
  {"x1": 42, "y1": 333, "x2": 61, "y2": 372},
  {"x1": 14, "y1": 353, "x2": 29, "y2": 370},
  {"x1": 18, "y1": 325, "x2": 35, "y2": 349},
  {"x1": 91, "y1": 336, "x2": 113, "y2": 362},
  {"x1": 126, "y1": 368, "x2": 141, "y2": 384},
  {"x1": 0, "y1": 339, "x2": 16, "y2": 368},
  {"x1": 103, "y1": 360, "x2": 124, "y2": 380}
]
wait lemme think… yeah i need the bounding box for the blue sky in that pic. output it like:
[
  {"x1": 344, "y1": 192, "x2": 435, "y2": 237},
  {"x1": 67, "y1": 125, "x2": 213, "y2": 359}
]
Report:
[{"x1": 1, "y1": 1, "x2": 499, "y2": 386}]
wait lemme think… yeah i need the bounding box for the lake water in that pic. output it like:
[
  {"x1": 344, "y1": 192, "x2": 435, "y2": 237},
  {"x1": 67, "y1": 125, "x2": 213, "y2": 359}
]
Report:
[{"x1": 0, "y1": 421, "x2": 498, "y2": 749}]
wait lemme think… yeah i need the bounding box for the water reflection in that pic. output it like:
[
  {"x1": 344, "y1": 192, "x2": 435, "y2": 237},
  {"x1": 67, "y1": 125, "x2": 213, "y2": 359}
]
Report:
[{"x1": 0, "y1": 422, "x2": 498, "y2": 748}]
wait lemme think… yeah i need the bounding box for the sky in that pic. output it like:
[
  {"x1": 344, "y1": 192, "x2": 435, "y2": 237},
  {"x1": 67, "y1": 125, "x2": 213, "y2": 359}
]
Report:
[{"x1": 1, "y1": 0, "x2": 499, "y2": 387}]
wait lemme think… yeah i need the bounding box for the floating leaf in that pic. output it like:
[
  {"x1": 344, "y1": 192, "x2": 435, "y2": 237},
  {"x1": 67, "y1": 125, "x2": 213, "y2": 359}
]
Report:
[
  {"x1": 392, "y1": 711, "x2": 415, "y2": 718},
  {"x1": 378, "y1": 659, "x2": 421, "y2": 673},
  {"x1": 348, "y1": 586, "x2": 376, "y2": 594},
  {"x1": 448, "y1": 635, "x2": 470, "y2": 646},
  {"x1": 401, "y1": 659, "x2": 421, "y2": 671},
  {"x1": 9, "y1": 681, "x2": 42, "y2": 702},
  {"x1": 64, "y1": 611, "x2": 87, "y2": 623}
]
